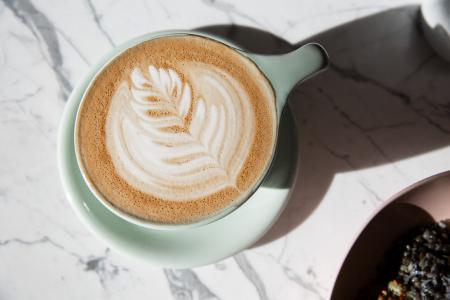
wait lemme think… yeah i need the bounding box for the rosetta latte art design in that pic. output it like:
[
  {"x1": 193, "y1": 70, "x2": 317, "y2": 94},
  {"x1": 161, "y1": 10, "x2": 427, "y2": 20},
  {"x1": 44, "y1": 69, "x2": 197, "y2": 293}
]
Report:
[{"x1": 106, "y1": 63, "x2": 255, "y2": 201}]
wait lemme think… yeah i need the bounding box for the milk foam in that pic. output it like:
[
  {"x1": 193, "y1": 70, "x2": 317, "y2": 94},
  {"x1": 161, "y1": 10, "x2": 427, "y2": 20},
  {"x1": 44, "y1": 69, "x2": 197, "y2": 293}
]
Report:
[{"x1": 106, "y1": 63, "x2": 255, "y2": 201}]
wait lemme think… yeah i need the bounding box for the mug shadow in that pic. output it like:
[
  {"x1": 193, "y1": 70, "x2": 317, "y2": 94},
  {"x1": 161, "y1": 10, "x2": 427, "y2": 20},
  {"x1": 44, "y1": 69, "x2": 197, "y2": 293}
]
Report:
[{"x1": 195, "y1": 4, "x2": 450, "y2": 247}]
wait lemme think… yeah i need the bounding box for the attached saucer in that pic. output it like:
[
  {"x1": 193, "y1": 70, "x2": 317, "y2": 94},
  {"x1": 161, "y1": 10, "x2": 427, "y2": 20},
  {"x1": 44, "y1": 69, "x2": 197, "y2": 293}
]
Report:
[{"x1": 57, "y1": 40, "x2": 298, "y2": 268}]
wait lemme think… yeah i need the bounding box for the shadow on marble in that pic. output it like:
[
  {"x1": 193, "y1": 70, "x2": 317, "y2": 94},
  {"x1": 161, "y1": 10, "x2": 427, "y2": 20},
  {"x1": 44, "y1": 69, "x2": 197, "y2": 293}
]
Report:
[{"x1": 196, "y1": 4, "x2": 450, "y2": 248}]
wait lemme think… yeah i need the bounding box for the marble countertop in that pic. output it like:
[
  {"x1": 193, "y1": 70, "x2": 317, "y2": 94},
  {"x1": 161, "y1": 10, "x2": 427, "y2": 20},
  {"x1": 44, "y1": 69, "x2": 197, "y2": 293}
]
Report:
[{"x1": 2, "y1": 0, "x2": 450, "y2": 299}]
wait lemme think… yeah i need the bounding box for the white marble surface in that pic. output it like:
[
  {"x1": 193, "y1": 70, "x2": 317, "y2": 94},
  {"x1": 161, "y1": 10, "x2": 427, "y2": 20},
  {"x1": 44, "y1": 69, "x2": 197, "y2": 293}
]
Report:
[{"x1": 2, "y1": 0, "x2": 450, "y2": 299}]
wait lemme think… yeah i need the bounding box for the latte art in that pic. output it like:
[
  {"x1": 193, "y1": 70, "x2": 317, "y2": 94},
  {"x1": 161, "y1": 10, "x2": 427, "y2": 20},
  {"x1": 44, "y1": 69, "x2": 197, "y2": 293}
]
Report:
[
  {"x1": 76, "y1": 36, "x2": 276, "y2": 224},
  {"x1": 106, "y1": 64, "x2": 254, "y2": 201}
]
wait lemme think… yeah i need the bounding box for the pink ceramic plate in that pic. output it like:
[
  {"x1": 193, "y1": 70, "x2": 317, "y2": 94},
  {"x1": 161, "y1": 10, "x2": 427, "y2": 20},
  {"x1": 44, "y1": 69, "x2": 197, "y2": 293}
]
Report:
[{"x1": 331, "y1": 171, "x2": 450, "y2": 299}]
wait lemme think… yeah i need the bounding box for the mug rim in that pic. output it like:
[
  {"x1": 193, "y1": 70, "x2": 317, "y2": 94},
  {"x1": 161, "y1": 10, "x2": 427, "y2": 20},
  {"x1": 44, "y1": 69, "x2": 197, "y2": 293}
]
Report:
[{"x1": 73, "y1": 30, "x2": 281, "y2": 230}]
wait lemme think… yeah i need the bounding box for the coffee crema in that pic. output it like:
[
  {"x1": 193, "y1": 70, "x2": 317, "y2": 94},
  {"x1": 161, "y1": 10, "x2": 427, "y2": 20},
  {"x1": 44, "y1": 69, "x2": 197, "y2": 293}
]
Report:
[{"x1": 76, "y1": 35, "x2": 276, "y2": 224}]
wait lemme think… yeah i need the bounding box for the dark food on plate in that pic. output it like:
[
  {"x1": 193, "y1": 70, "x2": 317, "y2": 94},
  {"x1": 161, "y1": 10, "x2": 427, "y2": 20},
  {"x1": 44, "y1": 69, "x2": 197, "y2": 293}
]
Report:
[{"x1": 377, "y1": 221, "x2": 450, "y2": 300}]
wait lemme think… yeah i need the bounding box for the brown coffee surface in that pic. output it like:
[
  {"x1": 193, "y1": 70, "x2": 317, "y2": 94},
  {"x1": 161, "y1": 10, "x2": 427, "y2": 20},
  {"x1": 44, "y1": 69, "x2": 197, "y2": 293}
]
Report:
[{"x1": 76, "y1": 35, "x2": 276, "y2": 224}]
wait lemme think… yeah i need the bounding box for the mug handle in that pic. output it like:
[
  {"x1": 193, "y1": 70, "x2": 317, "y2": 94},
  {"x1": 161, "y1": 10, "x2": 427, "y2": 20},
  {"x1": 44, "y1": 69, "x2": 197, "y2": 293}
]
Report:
[{"x1": 246, "y1": 43, "x2": 329, "y2": 119}]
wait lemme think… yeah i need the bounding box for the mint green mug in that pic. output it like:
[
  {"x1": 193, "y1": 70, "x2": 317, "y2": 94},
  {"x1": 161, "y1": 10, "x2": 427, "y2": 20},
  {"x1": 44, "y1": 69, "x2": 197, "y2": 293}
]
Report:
[{"x1": 74, "y1": 30, "x2": 328, "y2": 230}]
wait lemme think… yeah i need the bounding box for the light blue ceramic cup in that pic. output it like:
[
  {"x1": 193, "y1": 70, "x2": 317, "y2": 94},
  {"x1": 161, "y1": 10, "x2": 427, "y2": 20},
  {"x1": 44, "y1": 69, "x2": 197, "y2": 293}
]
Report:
[{"x1": 74, "y1": 30, "x2": 328, "y2": 230}]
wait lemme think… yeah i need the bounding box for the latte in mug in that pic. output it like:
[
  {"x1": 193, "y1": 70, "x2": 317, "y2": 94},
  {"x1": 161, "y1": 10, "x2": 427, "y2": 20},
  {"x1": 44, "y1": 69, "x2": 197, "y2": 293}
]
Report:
[{"x1": 76, "y1": 35, "x2": 277, "y2": 225}]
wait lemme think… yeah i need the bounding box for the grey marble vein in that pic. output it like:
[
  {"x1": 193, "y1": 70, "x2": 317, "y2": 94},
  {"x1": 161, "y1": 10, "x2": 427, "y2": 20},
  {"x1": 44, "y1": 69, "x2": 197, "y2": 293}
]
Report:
[
  {"x1": 357, "y1": 179, "x2": 383, "y2": 203},
  {"x1": 234, "y1": 253, "x2": 269, "y2": 300},
  {"x1": 422, "y1": 96, "x2": 450, "y2": 119},
  {"x1": 2, "y1": 193, "x2": 80, "y2": 239},
  {"x1": 283, "y1": 4, "x2": 389, "y2": 34},
  {"x1": 0, "y1": 86, "x2": 42, "y2": 104},
  {"x1": 0, "y1": 236, "x2": 82, "y2": 258},
  {"x1": 317, "y1": 86, "x2": 410, "y2": 180},
  {"x1": 213, "y1": 262, "x2": 227, "y2": 271},
  {"x1": 163, "y1": 269, "x2": 219, "y2": 300},
  {"x1": 7, "y1": 29, "x2": 35, "y2": 43},
  {"x1": 154, "y1": 0, "x2": 171, "y2": 19},
  {"x1": 201, "y1": 0, "x2": 266, "y2": 29},
  {"x1": 0, "y1": 236, "x2": 126, "y2": 288},
  {"x1": 316, "y1": 138, "x2": 355, "y2": 170},
  {"x1": 281, "y1": 265, "x2": 325, "y2": 300},
  {"x1": 317, "y1": 84, "x2": 400, "y2": 204},
  {"x1": 83, "y1": 248, "x2": 128, "y2": 288},
  {"x1": 53, "y1": 26, "x2": 91, "y2": 65},
  {"x1": 85, "y1": 0, "x2": 115, "y2": 47},
  {"x1": 276, "y1": 236, "x2": 288, "y2": 262},
  {"x1": 3, "y1": 0, "x2": 72, "y2": 100},
  {"x1": 13, "y1": 101, "x2": 54, "y2": 144},
  {"x1": 329, "y1": 64, "x2": 410, "y2": 103},
  {"x1": 317, "y1": 136, "x2": 391, "y2": 204},
  {"x1": 403, "y1": 54, "x2": 436, "y2": 82},
  {"x1": 2, "y1": 61, "x2": 40, "y2": 87},
  {"x1": 329, "y1": 64, "x2": 450, "y2": 134},
  {"x1": 316, "y1": 86, "x2": 411, "y2": 134},
  {"x1": 363, "y1": 121, "x2": 416, "y2": 133},
  {"x1": 0, "y1": 236, "x2": 49, "y2": 246}
]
